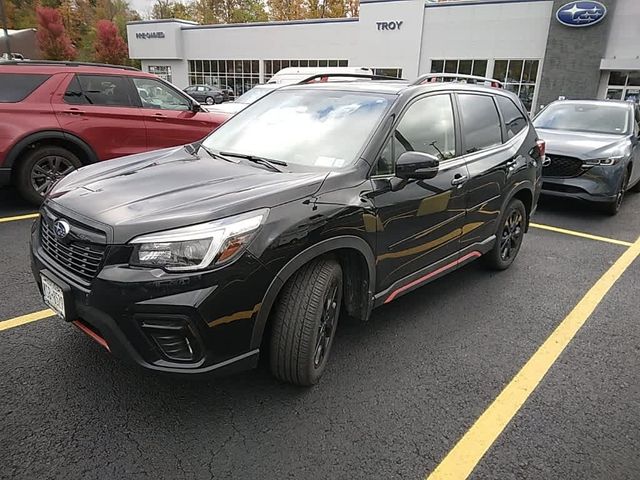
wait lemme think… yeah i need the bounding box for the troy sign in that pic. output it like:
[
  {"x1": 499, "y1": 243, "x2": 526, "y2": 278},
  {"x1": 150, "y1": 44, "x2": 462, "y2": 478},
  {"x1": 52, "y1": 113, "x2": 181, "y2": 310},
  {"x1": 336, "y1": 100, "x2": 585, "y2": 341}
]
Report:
[{"x1": 376, "y1": 21, "x2": 403, "y2": 31}]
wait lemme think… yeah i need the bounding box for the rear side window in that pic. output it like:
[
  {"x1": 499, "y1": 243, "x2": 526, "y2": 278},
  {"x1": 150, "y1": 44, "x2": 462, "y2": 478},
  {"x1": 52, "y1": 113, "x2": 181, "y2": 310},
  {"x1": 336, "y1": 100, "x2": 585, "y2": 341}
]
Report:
[
  {"x1": 496, "y1": 95, "x2": 528, "y2": 139},
  {"x1": 457, "y1": 94, "x2": 502, "y2": 154},
  {"x1": 0, "y1": 73, "x2": 50, "y2": 102},
  {"x1": 64, "y1": 75, "x2": 135, "y2": 107}
]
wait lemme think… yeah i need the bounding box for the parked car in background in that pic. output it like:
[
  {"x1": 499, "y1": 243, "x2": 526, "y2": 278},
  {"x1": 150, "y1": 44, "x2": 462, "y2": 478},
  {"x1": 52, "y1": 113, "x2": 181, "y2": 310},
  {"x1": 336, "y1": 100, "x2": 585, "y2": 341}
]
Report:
[
  {"x1": 204, "y1": 83, "x2": 281, "y2": 117},
  {"x1": 184, "y1": 84, "x2": 226, "y2": 104},
  {"x1": 31, "y1": 74, "x2": 543, "y2": 385},
  {"x1": 219, "y1": 84, "x2": 236, "y2": 100},
  {"x1": 533, "y1": 100, "x2": 640, "y2": 215},
  {"x1": 0, "y1": 61, "x2": 228, "y2": 204},
  {"x1": 267, "y1": 66, "x2": 373, "y2": 84}
]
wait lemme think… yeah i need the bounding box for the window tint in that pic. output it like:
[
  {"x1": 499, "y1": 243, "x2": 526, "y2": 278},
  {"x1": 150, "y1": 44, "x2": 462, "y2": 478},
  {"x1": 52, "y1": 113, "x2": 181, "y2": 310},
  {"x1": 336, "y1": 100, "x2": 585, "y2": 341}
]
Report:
[
  {"x1": 458, "y1": 94, "x2": 502, "y2": 153},
  {"x1": 132, "y1": 77, "x2": 190, "y2": 110},
  {"x1": 0, "y1": 74, "x2": 50, "y2": 102},
  {"x1": 496, "y1": 95, "x2": 527, "y2": 139},
  {"x1": 75, "y1": 75, "x2": 134, "y2": 106},
  {"x1": 64, "y1": 76, "x2": 86, "y2": 105},
  {"x1": 375, "y1": 95, "x2": 456, "y2": 175}
]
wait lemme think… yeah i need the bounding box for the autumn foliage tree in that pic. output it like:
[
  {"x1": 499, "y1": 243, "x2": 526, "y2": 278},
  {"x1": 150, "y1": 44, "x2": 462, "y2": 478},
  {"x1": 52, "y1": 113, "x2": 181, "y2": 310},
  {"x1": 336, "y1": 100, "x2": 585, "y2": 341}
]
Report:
[
  {"x1": 36, "y1": 6, "x2": 77, "y2": 60},
  {"x1": 94, "y1": 19, "x2": 128, "y2": 64}
]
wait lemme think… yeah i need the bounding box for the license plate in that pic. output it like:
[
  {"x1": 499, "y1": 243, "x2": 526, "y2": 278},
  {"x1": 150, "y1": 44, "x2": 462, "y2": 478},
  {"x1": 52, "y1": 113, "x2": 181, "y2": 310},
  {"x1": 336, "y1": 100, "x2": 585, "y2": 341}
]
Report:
[{"x1": 41, "y1": 274, "x2": 66, "y2": 320}]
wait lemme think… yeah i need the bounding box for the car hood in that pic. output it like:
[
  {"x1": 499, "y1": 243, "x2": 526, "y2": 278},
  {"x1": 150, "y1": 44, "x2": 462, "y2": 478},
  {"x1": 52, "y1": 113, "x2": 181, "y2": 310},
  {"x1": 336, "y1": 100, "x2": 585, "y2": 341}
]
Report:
[
  {"x1": 536, "y1": 128, "x2": 629, "y2": 159},
  {"x1": 48, "y1": 146, "x2": 328, "y2": 243}
]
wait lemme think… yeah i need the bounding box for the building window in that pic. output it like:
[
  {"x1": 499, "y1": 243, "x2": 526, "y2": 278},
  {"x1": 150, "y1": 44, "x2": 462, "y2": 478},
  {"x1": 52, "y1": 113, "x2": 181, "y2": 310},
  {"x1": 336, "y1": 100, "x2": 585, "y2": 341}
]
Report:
[
  {"x1": 263, "y1": 59, "x2": 349, "y2": 81},
  {"x1": 188, "y1": 60, "x2": 260, "y2": 97},
  {"x1": 606, "y1": 71, "x2": 640, "y2": 104},
  {"x1": 430, "y1": 59, "x2": 488, "y2": 77},
  {"x1": 148, "y1": 65, "x2": 172, "y2": 83},
  {"x1": 371, "y1": 68, "x2": 403, "y2": 78},
  {"x1": 492, "y1": 59, "x2": 539, "y2": 111}
]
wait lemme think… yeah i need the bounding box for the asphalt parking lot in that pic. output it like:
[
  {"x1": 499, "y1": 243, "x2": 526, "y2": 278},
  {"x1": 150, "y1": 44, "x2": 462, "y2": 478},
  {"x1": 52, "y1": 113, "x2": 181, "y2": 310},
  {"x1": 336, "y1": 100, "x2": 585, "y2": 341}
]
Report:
[{"x1": 1, "y1": 186, "x2": 639, "y2": 480}]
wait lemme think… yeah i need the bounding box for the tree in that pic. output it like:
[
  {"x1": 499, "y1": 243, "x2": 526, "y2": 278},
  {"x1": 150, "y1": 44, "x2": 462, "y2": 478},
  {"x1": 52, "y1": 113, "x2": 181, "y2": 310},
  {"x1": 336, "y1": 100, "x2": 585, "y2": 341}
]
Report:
[
  {"x1": 266, "y1": 0, "x2": 307, "y2": 21},
  {"x1": 94, "y1": 19, "x2": 128, "y2": 64},
  {"x1": 36, "y1": 6, "x2": 76, "y2": 60}
]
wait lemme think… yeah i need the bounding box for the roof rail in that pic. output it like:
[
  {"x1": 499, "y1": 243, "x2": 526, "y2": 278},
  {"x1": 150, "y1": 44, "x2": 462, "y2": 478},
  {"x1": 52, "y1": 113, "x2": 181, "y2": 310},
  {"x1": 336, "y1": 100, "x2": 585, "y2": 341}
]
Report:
[
  {"x1": 0, "y1": 60, "x2": 140, "y2": 71},
  {"x1": 412, "y1": 73, "x2": 503, "y2": 88},
  {"x1": 292, "y1": 73, "x2": 407, "y2": 84}
]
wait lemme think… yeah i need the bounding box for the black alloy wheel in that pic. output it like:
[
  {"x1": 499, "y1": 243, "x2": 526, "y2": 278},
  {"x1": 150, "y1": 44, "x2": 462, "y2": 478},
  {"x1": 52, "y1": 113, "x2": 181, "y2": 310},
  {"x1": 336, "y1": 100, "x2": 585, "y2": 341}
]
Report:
[
  {"x1": 500, "y1": 208, "x2": 524, "y2": 262},
  {"x1": 604, "y1": 168, "x2": 629, "y2": 216},
  {"x1": 482, "y1": 198, "x2": 527, "y2": 270},
  {"x1": 313, "y1": 283, "x2": 340, "y2": 367}
]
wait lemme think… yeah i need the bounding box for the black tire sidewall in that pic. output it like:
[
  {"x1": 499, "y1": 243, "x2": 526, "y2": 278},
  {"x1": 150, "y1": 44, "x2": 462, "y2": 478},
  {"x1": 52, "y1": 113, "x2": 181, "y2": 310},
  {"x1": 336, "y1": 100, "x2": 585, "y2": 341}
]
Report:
[
  {"x1": 17, "y1": 146, "x2": 82, "y2": 205},
  {"x1": 205, "y1": 96, "x2": 214, "y2": 105},
  {"x1": 484, "y1": 199, "x2": 527, "y2": 270}
]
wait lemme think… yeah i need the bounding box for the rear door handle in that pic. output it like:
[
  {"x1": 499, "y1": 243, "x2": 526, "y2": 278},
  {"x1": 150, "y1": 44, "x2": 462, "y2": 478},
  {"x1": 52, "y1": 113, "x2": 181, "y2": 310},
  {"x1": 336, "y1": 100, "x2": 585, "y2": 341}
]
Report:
[{"x1": 451, "y1": 174, "x2": 468, "y2": 186}]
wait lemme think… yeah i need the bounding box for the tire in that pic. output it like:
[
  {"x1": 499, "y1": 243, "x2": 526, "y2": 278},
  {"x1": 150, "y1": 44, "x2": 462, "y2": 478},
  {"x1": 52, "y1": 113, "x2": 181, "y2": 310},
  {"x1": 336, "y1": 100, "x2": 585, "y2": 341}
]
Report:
[
  {"x1": 16, "y1": 146, "x2": 82, "y2": 205},
  {"x1": 628, "y1": 169, "x2": 640, "y2": 193},
  {"x1": 482, "y1": 198, "x2": 527, "y2": 271},
  {"x1": 603, "y1": 168, "x2": 629, "y2": 216},
  {"x1": 205, "y1": 96, "x2": 214, "y2": 105},
  {"x1": 270, "y1": 258, "x2": 343, "y2": 386}
]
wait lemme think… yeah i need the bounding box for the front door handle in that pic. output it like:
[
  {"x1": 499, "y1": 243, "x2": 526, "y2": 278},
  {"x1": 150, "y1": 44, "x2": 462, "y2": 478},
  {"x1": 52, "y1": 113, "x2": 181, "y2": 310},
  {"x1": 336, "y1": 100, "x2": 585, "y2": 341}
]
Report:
[
  {"x1": 65, "y1": 108, "x2": 84, "y2": 116},
  {"x1": 451, "y1": 174, "x2": 468, "y2": 186},
  {"x1": 152, "y1": 113, "x2": 165, "y2": 121},
  {"x1": 506, "y1": 159, "x2": 518, "y2": 169}
]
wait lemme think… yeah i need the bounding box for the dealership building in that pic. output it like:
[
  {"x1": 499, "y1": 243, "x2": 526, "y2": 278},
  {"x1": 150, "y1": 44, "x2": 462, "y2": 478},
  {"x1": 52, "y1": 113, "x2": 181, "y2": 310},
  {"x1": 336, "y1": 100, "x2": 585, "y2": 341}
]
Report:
[{"x1": 127, "y1": 0, "x2": 639, "y2": 112}]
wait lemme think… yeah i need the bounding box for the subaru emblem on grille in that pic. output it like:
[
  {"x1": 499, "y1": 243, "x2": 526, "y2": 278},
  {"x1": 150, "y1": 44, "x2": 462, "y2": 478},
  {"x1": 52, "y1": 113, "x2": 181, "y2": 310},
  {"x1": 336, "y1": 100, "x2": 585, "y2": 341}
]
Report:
[{"x1": 53, "y1": 219, "x2": 71, "y2": 239}]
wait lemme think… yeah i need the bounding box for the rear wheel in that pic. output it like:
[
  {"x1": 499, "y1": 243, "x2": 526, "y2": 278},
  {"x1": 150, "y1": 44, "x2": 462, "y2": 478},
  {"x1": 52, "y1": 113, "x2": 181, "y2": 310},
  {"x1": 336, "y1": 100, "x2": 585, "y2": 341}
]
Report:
[
  {"x1": 270, "y1": 258, "x2": 343, "y2": 386},
  {"x1": 482, "y1": 199, "x2": 526, "y2": 270},
  {"x1": 17, "y1": 146, "x2": 82, "y2": 205}
]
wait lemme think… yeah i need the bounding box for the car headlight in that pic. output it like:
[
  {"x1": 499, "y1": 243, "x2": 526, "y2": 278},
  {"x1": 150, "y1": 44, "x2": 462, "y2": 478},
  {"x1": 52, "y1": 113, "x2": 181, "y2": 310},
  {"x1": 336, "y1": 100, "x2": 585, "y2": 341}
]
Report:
[
  {"x1": 129, "y1": 209, "x2": 268, "y2": 272},
  {"x1": 583, "y1": 156, "x2": 625, "y2": 166}
]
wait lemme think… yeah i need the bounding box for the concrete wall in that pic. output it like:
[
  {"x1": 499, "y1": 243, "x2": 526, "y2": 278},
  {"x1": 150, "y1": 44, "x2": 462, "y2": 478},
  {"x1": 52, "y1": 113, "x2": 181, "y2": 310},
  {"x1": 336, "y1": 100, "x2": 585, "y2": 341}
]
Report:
[
  {"x1": 601, "y1": 0, "x2": 640, "y2": 71},
  {"x1": 420, "y1": 0, "x2": 553, "y2": 72},
  {"x1": 536, "y1": 0, "x2": 617, "y2": 108}
]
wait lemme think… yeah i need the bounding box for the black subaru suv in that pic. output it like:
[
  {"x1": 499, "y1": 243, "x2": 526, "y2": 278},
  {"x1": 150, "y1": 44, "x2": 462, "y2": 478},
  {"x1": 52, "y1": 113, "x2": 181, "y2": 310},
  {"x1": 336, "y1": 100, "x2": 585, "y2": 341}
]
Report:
[{"x1": 31, "y1": 74, "x2": 544, "y2": 385}]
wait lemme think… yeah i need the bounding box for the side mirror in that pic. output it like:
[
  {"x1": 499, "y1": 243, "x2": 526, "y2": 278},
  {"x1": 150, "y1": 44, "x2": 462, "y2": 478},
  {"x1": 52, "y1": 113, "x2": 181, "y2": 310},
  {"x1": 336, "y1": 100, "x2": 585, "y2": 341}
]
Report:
[
  {"x1": 396, "y1": 151, "x2": 440, "y2": 180},
  {"x1": 191, "y1": 101, "x2": 202, "y2": 113}
]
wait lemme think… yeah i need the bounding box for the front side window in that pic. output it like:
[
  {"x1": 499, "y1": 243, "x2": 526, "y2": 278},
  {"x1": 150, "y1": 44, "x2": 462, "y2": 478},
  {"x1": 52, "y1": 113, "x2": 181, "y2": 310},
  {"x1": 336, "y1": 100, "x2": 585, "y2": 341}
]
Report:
[
  {"x1": 74, "y1": 75, "x2": 134, "y2": 107},
  {"x1": 375, "y1": 94, "x2": 456, "y2": 175},
  {"x1": 533, "y1": 103, "x2": 629, "y2": 135},
  {"x1": 0, "y1": 73, "x2": 50, "y2": 102},
  {"x1": 132, "y1": 77, "x2": 190, "y2": 110},
  {"x1": 458, "y1": 94, "x2": 502, "y2": 154},
  {"x1": 202, "y1": 89, "x2": 391, "y2": 168},
  {"x1": 496, "y1": 95, "x2": 528, "y2": 139}
]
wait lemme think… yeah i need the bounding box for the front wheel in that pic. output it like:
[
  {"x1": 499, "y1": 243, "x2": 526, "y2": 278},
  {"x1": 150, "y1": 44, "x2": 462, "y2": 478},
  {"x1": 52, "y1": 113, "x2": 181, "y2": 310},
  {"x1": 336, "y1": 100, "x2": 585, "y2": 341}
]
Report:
[
  {"x1": 17, "y1": 146, "x2": 82, "y2": 205},
  {"x1": 205, "y1": 96, "x2": 215, "y2": 105},
  {"x1": 270, "y1": 258, "x2": 343, "y2": 386},
  {"x1": 603, "y1": 168, "x2": 629, "y2": 216},
  {"x1": 482, "y1": 198, "x2": 527, "y2": 270}
]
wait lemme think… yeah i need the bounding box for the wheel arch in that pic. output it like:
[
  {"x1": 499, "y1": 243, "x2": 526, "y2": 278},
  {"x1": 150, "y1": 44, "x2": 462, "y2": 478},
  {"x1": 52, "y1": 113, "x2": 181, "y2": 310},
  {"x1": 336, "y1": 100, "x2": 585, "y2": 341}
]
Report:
[
  {"x1": 505, "y1": 182, "x2": 535, "y2": 232},
  {"x1": 249, "y1": 236, "x2": 376, "y2": 350},
  {"x1": 5, "y1": 130, "x2": 98, "y2": 176}
]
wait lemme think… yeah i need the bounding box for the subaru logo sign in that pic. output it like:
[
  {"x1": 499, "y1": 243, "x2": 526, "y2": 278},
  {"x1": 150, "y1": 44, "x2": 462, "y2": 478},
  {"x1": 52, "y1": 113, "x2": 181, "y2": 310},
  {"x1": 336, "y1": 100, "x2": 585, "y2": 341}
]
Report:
[
  {"x1": 556, "y1": 1, "x2": 607, "y2": 28},
  {"x1": 53, "y1": 219, "x2": 71, "y2": 239}
]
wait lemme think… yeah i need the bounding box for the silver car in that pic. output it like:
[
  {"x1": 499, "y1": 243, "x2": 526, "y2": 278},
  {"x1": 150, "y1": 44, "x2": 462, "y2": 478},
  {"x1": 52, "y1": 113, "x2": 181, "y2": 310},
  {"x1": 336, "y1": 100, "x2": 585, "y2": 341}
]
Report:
[{"x1": 533, "y1": 100, "x2": 640, "y2": 215}]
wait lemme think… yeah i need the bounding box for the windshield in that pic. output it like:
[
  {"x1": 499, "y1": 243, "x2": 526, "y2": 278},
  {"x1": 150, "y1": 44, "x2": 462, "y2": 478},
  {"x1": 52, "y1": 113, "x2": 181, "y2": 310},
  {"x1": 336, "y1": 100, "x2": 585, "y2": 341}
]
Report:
[
  {"x1": 202, "y1": 89, "x2": 392, "y2": 168},
  {"x1": 235, "y1": 86, "x2": 276, "y2": 105},
  {"x1": 534, "y1": 103, "x2": 629, "y2": 135}
]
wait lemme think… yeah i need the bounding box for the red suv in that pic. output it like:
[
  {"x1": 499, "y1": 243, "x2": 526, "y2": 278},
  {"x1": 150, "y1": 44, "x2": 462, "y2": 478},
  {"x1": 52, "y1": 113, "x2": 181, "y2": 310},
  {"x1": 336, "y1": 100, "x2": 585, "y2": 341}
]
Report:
[{"x1": 0, "y1": 61, "x2": 229, "y2": 204}]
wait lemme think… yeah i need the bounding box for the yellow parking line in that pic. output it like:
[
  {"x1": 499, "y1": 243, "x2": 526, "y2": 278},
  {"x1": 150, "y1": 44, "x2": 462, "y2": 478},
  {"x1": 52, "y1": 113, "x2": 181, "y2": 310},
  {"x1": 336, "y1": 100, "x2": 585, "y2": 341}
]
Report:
[
  {"x1": 0, "y1": 213, "x2": 39, "y2": 224},
  {"x1": 0, "y1": 309, "x2": 53, "y2": 332},
  {"x1": 530, "y1": 222, "x2": 633, "y2": 247},
  {"x1": 426, "y1": 234, "x2": 640, "y2": 480}
]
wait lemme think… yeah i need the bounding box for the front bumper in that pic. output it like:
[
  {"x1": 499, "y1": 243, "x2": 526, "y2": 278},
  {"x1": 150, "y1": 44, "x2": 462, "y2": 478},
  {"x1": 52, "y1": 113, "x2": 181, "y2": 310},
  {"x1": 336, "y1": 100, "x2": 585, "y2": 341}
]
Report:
[
  {"x1": 541, "y1": 165, "x2": 624, "y2": 203},
  {"x1": 30, "y1": 218, "x2": 271, "y2": 375}
]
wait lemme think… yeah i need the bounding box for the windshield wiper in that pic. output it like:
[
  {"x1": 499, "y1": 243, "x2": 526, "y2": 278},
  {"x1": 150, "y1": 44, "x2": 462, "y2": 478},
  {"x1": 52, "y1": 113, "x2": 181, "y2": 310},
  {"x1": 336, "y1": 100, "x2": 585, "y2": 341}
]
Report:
[
  {"x1": 200, "y1": 145, "x2": 238, "y2": 163},
  {"x1": 219, "y1": 151, "x2": 287, "y2": 172}
]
